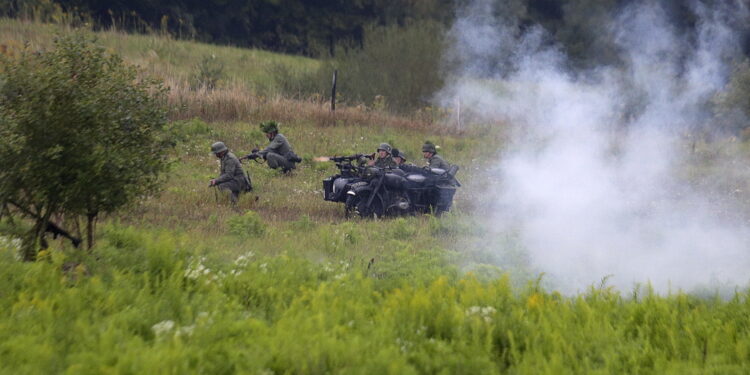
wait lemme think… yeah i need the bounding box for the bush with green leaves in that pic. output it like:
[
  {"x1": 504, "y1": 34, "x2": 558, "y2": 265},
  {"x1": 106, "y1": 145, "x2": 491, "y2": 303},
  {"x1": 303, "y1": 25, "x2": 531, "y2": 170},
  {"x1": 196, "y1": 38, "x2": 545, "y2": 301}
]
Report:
[
  {"x1": 0, "y1": 32, "x2": 169, "y2": 258},
  {"x1": 190, "y1": 54, "x2": 225, "y2": 91},
  {"x1": 227, "y1": 211, "x2": 266, "y2": 238},
  {"x1": 325, "y1": 21, "x2": 446, "y2": 112}
]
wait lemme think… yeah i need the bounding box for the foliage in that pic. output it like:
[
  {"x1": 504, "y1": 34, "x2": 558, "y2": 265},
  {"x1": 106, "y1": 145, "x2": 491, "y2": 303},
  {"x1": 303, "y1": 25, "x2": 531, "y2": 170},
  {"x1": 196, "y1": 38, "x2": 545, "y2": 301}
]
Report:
[
  {"x1": 0, "y1": 32, "x2": 169, "y2": 258},
  {"x1": 1, "y1": 227, "x2": 750, "y2": 373},
  {"x1": 714, "y1": 60, "x2": 750, "y2": 133},
  {"x1": 227, "y1": 211, "x2": 266, "y2": 238},
  {"x1": 190, "y1": 54, "x2": 225, "y2": 91},
  {"x1": 327, "y1": 21, "x2": 446, "y2": 112}
]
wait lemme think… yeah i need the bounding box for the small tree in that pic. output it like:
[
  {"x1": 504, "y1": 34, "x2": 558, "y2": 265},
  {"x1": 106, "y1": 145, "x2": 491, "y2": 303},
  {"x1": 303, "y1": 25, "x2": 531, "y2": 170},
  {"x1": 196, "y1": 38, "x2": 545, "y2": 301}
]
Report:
[{"x1": 0, "y1": 33, "x2": 169, "y2": 259}]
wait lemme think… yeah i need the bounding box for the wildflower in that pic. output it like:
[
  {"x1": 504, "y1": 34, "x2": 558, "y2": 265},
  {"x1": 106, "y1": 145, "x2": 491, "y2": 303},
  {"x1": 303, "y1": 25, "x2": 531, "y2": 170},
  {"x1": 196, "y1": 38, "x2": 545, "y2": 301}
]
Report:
[
  {"x1": 152, "y1": 320, "x2": 175, "y2": 337},
  {"x1": 176, "y1": 325, "x2": 195, "y2": 338},
  {"x1": 466, "y1": 305, "x2": 496, "y2": 323},
  {"x1": 185, "y1": 257, "x2": 213, "y2": 280}
]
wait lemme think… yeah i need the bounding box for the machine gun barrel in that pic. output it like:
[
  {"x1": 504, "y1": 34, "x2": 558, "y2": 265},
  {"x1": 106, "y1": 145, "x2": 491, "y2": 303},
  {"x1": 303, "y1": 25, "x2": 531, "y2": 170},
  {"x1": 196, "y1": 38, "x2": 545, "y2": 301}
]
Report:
[{"x1": 314, "y1": 153, "x2": 368, "y2": 163}]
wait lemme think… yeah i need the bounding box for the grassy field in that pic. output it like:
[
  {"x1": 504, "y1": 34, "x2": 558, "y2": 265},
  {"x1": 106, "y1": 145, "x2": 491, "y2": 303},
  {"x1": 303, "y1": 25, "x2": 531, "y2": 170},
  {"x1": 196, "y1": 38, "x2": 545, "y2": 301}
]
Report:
[{"x1": 2, "y1": 18, "x2": 750, "y2": 374}]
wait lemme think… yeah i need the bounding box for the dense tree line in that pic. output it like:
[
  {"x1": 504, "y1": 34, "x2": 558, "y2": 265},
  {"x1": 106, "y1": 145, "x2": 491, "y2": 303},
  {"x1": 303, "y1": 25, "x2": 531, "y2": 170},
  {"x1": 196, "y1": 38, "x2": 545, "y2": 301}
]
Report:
[
  {"x1": 3, "y1": 0, "x2": 748, "y2": 117},
  {"x1": 4, "y1": 0, "x2": 747, "y2": 62}
]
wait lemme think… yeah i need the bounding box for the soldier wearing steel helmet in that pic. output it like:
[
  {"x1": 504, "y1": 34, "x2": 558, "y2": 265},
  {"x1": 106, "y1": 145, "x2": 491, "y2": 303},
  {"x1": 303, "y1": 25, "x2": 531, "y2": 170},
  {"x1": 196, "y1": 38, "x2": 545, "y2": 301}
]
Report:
[
  {"x1": 422, "y1": 141, "x2": 457, "y2": 215},
  {"x1": 421, "y1": 141, "x2": 452, "y2": 170},
  {"x1": 391, "y1": 148, "x2": 414, "y2": 167},
  {"x1": 364, "y1": 142, "x2": 397, "y2": 169},
  {"x1": 242, "y1": 121, "x2": 301, "y2": 173},
  {"x1": 209, "y1": 141, "x2": 251, "y2": 205}
]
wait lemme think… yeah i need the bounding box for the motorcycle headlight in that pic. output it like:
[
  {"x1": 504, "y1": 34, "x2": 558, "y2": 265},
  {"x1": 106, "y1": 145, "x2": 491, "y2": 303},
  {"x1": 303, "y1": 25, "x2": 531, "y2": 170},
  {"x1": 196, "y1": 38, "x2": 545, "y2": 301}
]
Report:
[{"x1": 347, "y1": 190, "x2": 356, "y2": 196}]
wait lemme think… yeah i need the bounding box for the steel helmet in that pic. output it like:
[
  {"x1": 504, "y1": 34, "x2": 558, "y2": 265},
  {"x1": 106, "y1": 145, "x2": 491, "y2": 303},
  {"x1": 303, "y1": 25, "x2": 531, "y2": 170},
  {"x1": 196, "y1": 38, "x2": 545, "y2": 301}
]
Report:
[
  {"x1": 377, "y1": 143, "x2": 392, "y2": 154},
  {"x1": 211, "y1": 141, "x2": 228, "y2": 154},
  {"x1": 421, "y1": 141, "x2": 437, "y2": 153},
  {"x1": 392, "y1": 148, "x2": 407, "y2": 161}
]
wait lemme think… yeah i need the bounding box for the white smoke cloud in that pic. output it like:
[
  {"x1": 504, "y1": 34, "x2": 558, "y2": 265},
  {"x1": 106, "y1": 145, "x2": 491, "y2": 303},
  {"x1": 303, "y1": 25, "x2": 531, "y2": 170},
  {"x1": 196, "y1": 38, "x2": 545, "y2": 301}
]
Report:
[{"x1": 443, "y1": 0, "x2": 750, "y2": 293}]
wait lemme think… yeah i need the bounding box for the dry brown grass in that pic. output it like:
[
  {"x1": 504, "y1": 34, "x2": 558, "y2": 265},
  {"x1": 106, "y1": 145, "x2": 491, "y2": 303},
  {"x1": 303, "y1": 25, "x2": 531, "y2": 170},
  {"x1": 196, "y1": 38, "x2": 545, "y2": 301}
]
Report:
[{"x1": 165, "y1": 79, "x2": 462, "y2": 135}]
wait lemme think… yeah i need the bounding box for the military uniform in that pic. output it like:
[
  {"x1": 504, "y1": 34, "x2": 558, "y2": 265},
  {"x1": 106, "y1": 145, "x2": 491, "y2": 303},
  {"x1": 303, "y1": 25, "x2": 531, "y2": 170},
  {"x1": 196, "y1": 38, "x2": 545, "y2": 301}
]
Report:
[
  {"x1": 259, "y1": 133, "x2": 298, "y2": 171},
  {"x1": 422, "y1": 142, "x2": 456, "y2": 215},
  {"x1": 363, "y1": 142, "x2": 397, "y2": 169},
  {"x1": 426, "y1": 154, "x2": 451, "y2": 170},
  {"x1": 373, "y1": 155, "x2": 397, "y2": 169},
  {"x1": 216, "y1": 151, "x2": 251, "y2": 204},
  {"x1": 392, "y1": 148, "x2": 414, "y2": 168}
]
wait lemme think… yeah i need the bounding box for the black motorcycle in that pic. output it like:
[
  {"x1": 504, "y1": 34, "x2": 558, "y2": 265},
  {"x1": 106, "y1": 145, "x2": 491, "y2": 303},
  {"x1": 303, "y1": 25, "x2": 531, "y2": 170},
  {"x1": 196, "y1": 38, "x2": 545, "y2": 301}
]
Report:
[
  {"x1": 321, "y1": 154, "x2": 369, "y2": 217},
  {"x1": 323, "y1": 155, "x2": 459, "y2": 218}
]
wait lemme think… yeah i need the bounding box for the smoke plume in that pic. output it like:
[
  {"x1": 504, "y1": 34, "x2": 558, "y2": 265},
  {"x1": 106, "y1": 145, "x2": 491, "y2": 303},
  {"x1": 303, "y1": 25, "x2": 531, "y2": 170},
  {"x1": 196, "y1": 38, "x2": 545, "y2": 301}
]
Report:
[{"x1": 442, "y1": 0, "x2": 750, "y2": 293}]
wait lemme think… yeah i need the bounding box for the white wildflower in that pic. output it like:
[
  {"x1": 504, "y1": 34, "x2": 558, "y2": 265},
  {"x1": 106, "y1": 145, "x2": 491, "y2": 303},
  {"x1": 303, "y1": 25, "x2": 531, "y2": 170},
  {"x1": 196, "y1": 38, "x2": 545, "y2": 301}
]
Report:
[
  {"x1": 466, "y1": 305, "x2": 496, "y2": 323},
  {"x1": 323, "y1": 262, "x2": 333, "y2": 272},
  {"x1": 152, "y1": 320, "x2": 175, "y2": 337},
  {"x1": 234, "y1": 251, "x2": 255, "y2": 267},
  {"x1": 176, "y1": 325, "x2": 195, "y2": 338},
  {"x1": 0, "y1": 236, "x2": 23, "y2": 261},
  {"x1": 185, "y1": 257, "x2": 210, "y2": 280}
]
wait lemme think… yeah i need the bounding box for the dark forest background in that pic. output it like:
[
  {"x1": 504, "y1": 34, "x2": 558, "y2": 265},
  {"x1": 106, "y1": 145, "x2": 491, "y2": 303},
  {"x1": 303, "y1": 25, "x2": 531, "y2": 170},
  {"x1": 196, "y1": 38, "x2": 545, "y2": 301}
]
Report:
[
  {"x1": 6, "y1": 0, "x2": 748, "y2": 60},
  {"x1": 3, "y1": 0, "x2": 750, "y2": 119}
]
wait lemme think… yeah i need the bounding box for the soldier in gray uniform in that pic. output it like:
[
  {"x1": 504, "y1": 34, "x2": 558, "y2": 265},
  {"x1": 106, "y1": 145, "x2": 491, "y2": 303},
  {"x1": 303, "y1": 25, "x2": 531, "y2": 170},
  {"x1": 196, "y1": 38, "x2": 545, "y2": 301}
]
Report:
[
  {"x1": 422, "y1": 141, "x2": 451, "y2": 170},
  {"x1": 243, "y1": 121, "x2": 301, "y2": 173},
  {"x1": 366, "y1": 143, "x2": 397, "y2": 169},
  {"x1": 391, "y1": 148, "x2": 413, "y2": 167},
  {"x1": 209, "y1": 141, "x2": 251, "y2": 205},
  {"x1": 422, "y1": 141, "x2": 456, "y2": 215}
]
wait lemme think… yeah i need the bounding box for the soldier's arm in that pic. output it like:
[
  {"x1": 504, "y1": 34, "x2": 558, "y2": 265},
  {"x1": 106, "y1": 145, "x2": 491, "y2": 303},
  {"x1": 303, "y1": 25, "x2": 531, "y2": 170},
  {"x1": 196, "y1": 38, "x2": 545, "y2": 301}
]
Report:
[
  {"x1": 215, "y1": 159, "x2": 238, "y2": 184},
  {"x1": 261, "y1": 136, "x2": 284, "y2": 156}
]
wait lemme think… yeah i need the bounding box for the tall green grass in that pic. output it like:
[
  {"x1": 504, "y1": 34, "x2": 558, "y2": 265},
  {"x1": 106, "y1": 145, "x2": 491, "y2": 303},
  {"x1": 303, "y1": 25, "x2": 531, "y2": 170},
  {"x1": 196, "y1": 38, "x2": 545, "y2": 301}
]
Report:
[{"x1": 2, "y1": 227, "x2": 749, "y2": 374}]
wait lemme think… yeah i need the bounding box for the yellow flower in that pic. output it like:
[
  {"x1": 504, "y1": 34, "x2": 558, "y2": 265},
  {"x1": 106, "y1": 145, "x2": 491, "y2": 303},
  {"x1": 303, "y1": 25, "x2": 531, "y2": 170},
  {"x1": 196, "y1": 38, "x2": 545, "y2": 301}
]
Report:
[{"x1": 526, "y1": 293, "x2": 543, "y2": 309}]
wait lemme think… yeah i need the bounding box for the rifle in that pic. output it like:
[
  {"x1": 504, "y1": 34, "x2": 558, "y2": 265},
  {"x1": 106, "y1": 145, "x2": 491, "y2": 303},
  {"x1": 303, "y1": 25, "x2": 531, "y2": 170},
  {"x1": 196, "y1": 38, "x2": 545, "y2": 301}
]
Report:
[
  {"x1": 239, "y1": 147, "x2": 262, "y2": 162},
  {"x1": 6, "y1": 200, "x2": 82, "y2": 248}
]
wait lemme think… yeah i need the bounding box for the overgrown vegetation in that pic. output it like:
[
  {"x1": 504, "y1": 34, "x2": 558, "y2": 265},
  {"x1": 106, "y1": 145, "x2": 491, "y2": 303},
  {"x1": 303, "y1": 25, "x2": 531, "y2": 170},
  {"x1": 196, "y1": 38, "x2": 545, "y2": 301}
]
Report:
[
  {"x1": 1, "y1": 13, "x2": 750, "y2": 375},
  {"x1": 0, "y1": 33, "x2": 169, "y2": 258},
  {"x1": 715, "y1": 60, "x2": 750, "y2": 134},
  {"x1": 1, "y1": 227, "x2": 749, "y2": 373}
]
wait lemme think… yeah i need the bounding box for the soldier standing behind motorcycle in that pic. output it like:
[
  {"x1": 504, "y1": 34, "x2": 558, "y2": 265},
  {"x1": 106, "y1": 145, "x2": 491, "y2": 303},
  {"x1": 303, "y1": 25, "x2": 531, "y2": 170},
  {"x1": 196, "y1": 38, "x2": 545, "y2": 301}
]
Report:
[
  {"x1": 242, "y1": 121, "x2": 301, "y2": 173},
  {"x1": 365, "y1": 143, "x2": 397, "y2": 168},
  {"x1": 392, "y1": 148, "x2": 413, "y2": 167},
  {"x1": 422, "y1": 141, "x2": 451, "y2": 170},
  {"x1": 422, "y1": 141, "x2": 457, "y2": 215},
  {"x1": 209, "y1": 141, "x2": 252, "y2": 205}
]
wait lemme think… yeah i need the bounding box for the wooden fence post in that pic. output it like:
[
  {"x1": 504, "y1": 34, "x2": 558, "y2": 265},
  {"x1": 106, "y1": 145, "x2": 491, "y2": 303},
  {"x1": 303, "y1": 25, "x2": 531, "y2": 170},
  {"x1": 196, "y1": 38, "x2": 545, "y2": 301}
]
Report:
[{"x1": 331, "y1": 69, "x2": 338, "y2": 112}]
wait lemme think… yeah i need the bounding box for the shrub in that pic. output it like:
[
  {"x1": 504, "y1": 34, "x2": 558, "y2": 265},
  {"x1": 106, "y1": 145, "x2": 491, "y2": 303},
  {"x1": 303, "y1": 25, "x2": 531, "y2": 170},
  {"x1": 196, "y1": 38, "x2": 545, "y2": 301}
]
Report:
[
  {"x1": 190, "y1": 54, "x2": 225, "y2": 91},
  {"x1": 389, "y1": 218, "x2": 418, "y2": 239},
  {"x1": 328, "y1": 21, "x2": 446, "y2": 112},
  {"x1": 0, "y1": 32, "x2": 169, "y2": 257},
  {"x1": 227, "y1": 211, "x2": 266, "y2": 238}
]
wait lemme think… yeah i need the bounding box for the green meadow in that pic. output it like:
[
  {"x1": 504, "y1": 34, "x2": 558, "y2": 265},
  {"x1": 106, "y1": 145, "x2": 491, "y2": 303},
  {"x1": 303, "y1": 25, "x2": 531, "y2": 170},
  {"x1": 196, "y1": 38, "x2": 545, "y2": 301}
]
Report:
[{"x1": 1, "y1": 17, "x2": 750, "y2": 374}]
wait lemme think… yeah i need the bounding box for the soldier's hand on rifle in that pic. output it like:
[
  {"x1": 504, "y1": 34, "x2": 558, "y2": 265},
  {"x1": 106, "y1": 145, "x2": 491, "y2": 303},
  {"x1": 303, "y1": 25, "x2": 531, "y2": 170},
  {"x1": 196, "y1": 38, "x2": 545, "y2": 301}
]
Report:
[{"x1": 209, "y1": 179, "x2": 217, "y2": 187}]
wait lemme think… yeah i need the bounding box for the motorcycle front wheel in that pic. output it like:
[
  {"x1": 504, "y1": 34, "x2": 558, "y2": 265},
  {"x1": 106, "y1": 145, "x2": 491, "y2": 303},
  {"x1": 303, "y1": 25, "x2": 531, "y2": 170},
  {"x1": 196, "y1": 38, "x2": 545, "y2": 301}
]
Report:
[{"x1": 345, "y1": 193, "x2": 384, "y2": 219}]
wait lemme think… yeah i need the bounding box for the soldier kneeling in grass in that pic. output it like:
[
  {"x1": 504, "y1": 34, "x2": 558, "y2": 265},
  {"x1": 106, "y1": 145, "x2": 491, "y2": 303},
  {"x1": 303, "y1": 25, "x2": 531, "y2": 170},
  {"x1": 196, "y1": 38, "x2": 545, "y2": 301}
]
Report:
[
  {"x1": 209, "y1": 141, "x2": 252, "y2": 205},
  {"x1": 241, "y1": 121, "x2": 301, "y2": 174}
]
